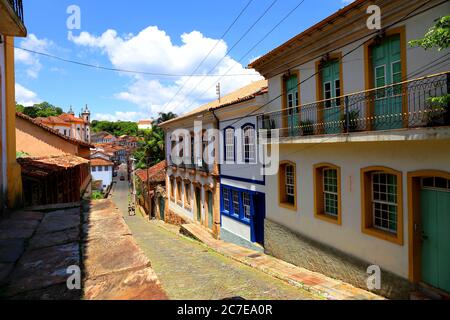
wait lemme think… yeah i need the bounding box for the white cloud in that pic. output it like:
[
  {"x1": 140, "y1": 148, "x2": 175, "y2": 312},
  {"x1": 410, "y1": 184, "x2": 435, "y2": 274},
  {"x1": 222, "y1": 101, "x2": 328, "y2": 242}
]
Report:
[
  {"x1": 15, "y1": 83, "x2": 41, "y2": 106},
  {"x1": 70, "y1": 26, "x2": 262, "y2": 116},
  {"x1": 92, "y1": 111, "x2": 144, "y2": 122},
  {"x1": 15, "y1": 34, "x2": 53, "y2": 79}
]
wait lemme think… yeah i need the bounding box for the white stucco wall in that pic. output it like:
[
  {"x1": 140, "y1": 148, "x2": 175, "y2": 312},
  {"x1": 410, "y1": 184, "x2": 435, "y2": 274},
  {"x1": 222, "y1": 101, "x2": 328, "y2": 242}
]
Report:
[
  {"x1": 263, "y1": 2, "x2": 450, "y2": 114},
  {"x1": 91, "y1": 165, "x2": 113, "y2": 189},
  {"x1": 222, "y1": 215, "x2": 251, "y2": 241},
  {"x1": 265, "y1": 139, "x2": 450, "y2": 278}
]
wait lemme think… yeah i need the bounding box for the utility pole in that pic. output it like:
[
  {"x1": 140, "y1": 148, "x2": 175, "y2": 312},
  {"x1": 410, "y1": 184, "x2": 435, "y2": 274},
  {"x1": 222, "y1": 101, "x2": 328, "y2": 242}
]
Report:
[{"x1": 216, "y1": 83, "x2": 221, "y2": 103}]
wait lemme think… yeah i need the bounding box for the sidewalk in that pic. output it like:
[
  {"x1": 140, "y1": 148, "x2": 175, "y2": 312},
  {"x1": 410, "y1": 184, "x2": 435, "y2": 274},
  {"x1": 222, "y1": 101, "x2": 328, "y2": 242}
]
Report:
[
  {"x1": 177, "y1": 223, "x2": 383, "y2": 300},
  {"x1": 0, "y1": 200, "x2": 167, "y2": 300}
]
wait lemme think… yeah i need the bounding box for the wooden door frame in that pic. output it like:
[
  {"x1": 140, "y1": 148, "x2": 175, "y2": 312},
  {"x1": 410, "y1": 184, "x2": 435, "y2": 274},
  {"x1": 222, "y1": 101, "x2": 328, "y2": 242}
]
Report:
[
  {"x1": 281, "y1": 70, "x2": 301, "y2": 136},
  {"x1": 407, "y1": 170, "x2": 450, "y2": 283},
  {"x1": 364, "y1": 26, "x2": 408, "y2": 131},
  {"x1": 315, "y1": 52, "x2": 344, "y2": 134}
]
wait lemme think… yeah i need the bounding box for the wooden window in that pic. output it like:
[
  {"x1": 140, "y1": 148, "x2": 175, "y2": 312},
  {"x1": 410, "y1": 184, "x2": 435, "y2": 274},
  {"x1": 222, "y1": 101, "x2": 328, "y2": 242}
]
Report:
[
  {"x1": 361, "y1": 166, "x2": 403, "y2": 245},
  {"x1": 243, "y1": 125, "x2": 255, "y2": 163},
  {"x1": 279, "y1": 161, "x2": 297, "y2": 210},
  {"x1": 170, "y1": 178, "x2": 175, "y2": 201},
  {"x1": 242, "y1": 192, "x2": 251, "y2": 220},
  {"x1": 225, "y1": 128, "x2": 235, "y2": 162},
  {"x1": 184, "y1": 181, "x2": 191, "y2": 209},
  {"x1": 232, "y1": 190, "x2": 240, "y2": 216},
  {"x1": 176, "y1": 179, "x2": 182, "y2": 204},
  {"x1": 223, "y1": 188, "x2": 230, "y2": 212},
  {"x1": 314, "y1": 163, "x2": 342, "y2": 225}
]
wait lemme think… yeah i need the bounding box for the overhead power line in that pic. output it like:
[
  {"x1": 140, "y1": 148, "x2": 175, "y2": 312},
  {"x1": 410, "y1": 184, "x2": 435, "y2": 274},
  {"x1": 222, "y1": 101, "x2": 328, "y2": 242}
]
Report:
[
  {"x1": 169, "y1": 0, "x2": 280, "y2": 114},
  {"x1": 161, "y1": 0, "x2": 255, "y2": 112},
  {"x1": 12, "y1": 45, "x2": 259, "y2": 78}
]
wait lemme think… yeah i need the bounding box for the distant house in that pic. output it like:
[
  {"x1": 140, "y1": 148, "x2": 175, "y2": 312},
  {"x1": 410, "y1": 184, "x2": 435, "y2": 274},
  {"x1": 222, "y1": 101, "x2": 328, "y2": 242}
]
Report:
[
  {"x1": 138, "y1": 119, "x2": 154, "y2": 130},
  {"x1": 135, "y1": 160, "x2": 167, "y2": 219},
  {"x1": 15, "y1": 112, "x2": 92, "y2": 207},
  {"x1": 16, "y1": 113, "x2": 92, "y2": 160},
  {"x1": 90, "y1": 158, "x2": 114, "y2": 192},
  {"x1": 91, "y1": 131, "x2": 112, "y2": 144},
  {"x1": 35, "y1": 105, "x2": 91, "y2": 143}
]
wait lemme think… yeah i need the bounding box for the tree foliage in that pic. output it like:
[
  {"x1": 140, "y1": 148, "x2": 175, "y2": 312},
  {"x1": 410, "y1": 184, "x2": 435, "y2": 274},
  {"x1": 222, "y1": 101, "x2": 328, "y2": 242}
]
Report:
[
  {"x1": 16, "y1": 101, "x2": 63, "y2": 118},
  {"x1": 91, "y1": 121, "x2": 139, "y2": 136},
  {"x1": 409, "y1": 15, "x2": 450, "y2": 51},
  {"x1": 133, "y1": 112, "x2": 177, "y2": 168}
]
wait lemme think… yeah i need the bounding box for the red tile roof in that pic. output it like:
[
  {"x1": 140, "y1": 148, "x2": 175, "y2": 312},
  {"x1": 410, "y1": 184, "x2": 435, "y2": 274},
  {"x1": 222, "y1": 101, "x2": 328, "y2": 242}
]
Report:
[
  {"x1": 90, "y1": 158, "x2": 114, "y2": 167},
  {"x1": 16, "y1": 112, "x2": 93, "y2": 148},
  {"x1": 17, "y1": 154, "x2": 89, "y2": 178},
  {"x1": 136, "y1": 160, "x2": 167, "y2": 184}
]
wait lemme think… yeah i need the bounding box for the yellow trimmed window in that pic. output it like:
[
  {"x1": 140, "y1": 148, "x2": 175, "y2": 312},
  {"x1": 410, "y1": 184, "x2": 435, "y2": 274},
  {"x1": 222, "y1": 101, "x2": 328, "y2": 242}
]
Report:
[
  {"x1": 279, "y1": 161, "x2": 297, "y2": 210},
  {"x1": 314, "y1": 163, "x2": 341, "y2": 224},
  {"x1": 361, "y1": 166, "x2": 403, "y2": 245}
]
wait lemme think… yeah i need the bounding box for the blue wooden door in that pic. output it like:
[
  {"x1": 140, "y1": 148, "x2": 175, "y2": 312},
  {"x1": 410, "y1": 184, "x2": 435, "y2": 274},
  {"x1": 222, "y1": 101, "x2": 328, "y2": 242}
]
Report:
[
  {"x1": 420, "y1": 178, "x2": 450, "y2": 293},
  {"x1": 372, "y1": 35, "x2": 403, "y2": 130},
  {"x1": 251, "y1": 193, "x2": 266, "y2": 246},
  {"x1": 159, "y1": 197, "x2": 165, "y2": 220},
  {"x1": 285, "y1": 75, "x2": 299, "y2": 137},
  {"x1": 321, "y1": 59, "x2": 341, "y2": 133}
]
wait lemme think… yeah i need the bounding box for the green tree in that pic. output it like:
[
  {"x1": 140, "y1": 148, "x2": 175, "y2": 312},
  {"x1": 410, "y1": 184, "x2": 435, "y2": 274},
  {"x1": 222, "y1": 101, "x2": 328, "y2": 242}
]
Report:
[
  {"x1": 409, "y1": 15, "x2": 450, "y2": 124},
  {"x1": 17, "y1": 101, "x2": 63, "y2": 118},
  {"x1": 409, "y1": 15, "x2": 450, "y2": 51}
]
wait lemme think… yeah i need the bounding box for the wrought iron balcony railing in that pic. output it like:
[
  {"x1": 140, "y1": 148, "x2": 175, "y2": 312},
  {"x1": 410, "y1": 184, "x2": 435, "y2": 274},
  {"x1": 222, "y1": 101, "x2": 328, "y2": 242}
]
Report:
[
  {"x1": 7, "y1": 0, "x2": 24, "y2": 23},
  {"x1": 257, "y1": 71, "x2": 450, "y2": 139}
]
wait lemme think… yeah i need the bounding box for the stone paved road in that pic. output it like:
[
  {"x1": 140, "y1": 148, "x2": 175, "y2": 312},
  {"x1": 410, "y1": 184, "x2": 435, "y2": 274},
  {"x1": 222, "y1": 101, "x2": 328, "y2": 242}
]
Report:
[{"x1": 111, "y1": 167, "x2": 319, "y2": 300}]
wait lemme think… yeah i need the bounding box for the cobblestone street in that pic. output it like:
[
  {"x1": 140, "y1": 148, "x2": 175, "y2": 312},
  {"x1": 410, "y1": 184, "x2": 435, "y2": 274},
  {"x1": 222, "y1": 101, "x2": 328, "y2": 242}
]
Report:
[{"x1": 112, "y1": 176, "x2": 319, "y2": 300}]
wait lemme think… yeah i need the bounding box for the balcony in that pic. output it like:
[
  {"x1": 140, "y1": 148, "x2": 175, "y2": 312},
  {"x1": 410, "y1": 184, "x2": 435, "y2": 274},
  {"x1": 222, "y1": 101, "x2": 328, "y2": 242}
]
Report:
[
  {"x1": 257, "y1": 72, "x2": 450, "y2": 142},
  {"x1": 0, "y1": 0, "x2": 26, "y2": 36}
]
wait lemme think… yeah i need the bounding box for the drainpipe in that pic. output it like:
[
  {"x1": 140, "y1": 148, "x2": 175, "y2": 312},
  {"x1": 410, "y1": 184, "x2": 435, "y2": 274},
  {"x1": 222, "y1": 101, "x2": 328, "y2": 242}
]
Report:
[{"x1": 210, "y1": 109, "x2": 221, "y2": 239}]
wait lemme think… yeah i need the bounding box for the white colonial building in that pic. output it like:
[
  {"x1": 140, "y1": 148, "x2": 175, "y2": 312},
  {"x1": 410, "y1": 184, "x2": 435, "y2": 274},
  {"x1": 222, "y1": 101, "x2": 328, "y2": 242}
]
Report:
[{"x1": 249, "y1": 0, "x2": 450, "y2": 299}]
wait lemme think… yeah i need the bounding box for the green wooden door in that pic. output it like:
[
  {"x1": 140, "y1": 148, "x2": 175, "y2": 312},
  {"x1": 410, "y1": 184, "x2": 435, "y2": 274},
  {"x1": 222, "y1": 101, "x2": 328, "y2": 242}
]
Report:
[
  {"x1": 285, "y1": 75, "x2": 299, "y2": 137},
  {"x1": 421, "y1": 183, "x2": 450, "y2": 293},
  {"x1": 207, "y1": 191, "x2": 213, "y2": 229},
  {"x1": 196, "y1": 188, "x2": 201, "y2": 222},
  {"x1": 372, "y1": 34, "x2": 403, "y2": 130},
  {"x1": 159, "y1": 197, "x2": 165, "y2": 220},
  {"x1": 321, "y1": 59, "x2": 341, "y2": 134}
]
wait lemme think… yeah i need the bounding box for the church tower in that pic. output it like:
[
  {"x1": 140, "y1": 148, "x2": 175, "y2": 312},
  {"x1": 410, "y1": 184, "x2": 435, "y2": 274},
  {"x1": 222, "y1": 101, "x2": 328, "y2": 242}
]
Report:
[{"x1": 81, "y1": 104, "x2": 91, "y2": 143}]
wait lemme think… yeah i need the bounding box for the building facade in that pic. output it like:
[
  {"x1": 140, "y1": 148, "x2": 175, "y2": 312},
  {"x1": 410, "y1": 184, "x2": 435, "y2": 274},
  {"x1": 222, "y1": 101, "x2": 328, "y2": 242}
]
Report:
[
  {"x1": 248, "y1": 0, "x2": 450, "y2": 298},
  {"x1": 35, "y1": 105, "x2": 91, "y2": 143},
  {"x1": 215, "y1": 81, "x2": 268, "y2": 251},
  {"x1": 90, "y1": 158, "x2": 114, "y2": 192},
  {"x1": 1, "y1": 0, "x2": 27, "y2": 212}
]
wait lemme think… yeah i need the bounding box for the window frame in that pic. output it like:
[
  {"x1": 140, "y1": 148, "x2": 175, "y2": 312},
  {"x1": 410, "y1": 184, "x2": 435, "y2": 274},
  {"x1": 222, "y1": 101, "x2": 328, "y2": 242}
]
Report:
[
  {"x1": 224, "y1": 127, "x2": 235, "y2": 162},
  {"x1": 220, "y1": 186, "x2": 253, "y2": 225},
  {"x1": 184, "y1": 181, "x2": 192, "y2": 209},
  {"x1": 241, "y1": 123, "x2": 256, "y2": 164},
  {"x1": 361, "y1": 166, "x2": 403, "y2": 245},
  {"x1": 314, "y1": 163, "x2": 342, "y2": 225},
  {"x1": 278, "y1": 161, "x2": 297, "y2": 211}
]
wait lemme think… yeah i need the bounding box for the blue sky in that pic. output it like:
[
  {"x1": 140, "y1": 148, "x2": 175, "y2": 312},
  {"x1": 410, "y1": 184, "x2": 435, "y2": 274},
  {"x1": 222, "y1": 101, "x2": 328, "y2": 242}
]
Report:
[{"x1": 15, "y1": 0, "x2": 353, "y2": 121}]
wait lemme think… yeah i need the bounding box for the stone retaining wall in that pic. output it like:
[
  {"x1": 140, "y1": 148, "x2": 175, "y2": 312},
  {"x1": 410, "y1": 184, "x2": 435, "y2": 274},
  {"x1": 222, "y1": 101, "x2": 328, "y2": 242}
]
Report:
[{"x1": 264, "y1": 219, "x2": 412, "y2": 299}]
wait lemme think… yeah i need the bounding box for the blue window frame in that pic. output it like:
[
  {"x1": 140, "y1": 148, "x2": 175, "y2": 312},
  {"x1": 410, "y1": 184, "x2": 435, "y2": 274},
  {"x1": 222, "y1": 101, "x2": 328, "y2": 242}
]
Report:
[{"x1": 221, "y1": 185, "x2": 254, "y2": 225}]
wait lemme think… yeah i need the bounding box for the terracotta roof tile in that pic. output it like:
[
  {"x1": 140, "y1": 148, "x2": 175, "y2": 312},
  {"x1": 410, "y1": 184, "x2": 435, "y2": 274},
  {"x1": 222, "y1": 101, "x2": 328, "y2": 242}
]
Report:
[
  {"x1": 90, "y1": 158, "x2": 114, "y2": 167},
  {"x1": 135, "y1": 160, "x2": 167, "y2": 183}
]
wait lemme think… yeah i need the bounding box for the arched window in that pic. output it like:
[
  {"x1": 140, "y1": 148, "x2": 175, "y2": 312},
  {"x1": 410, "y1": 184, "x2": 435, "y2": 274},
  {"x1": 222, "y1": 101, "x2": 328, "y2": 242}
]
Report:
[
  {"x1": 242, "y1": 124, "x2": 255, "y2": 163},
  {"x1": 224, "y1": 127, "x2": 235, "y2": 162}
]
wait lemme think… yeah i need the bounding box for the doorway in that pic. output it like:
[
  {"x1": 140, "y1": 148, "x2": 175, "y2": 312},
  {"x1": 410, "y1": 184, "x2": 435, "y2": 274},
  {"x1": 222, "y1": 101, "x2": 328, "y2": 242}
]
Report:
[{"x1": 408, "y1": 171, "x2": 450, "y2": 294}]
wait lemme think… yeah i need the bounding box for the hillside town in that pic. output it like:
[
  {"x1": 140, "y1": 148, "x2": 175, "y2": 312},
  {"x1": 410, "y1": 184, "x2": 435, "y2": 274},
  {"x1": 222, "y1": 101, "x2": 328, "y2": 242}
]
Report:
[{"x1": 0, "y1": 0, "x2": 449, "y2": 306}]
